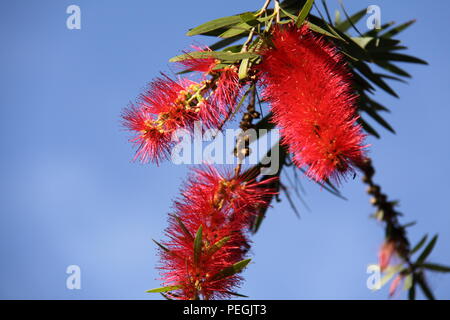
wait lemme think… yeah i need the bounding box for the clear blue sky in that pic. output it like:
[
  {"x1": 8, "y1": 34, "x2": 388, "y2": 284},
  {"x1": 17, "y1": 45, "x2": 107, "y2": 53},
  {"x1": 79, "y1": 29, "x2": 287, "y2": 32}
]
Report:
[{"x1": 1, "y1": 0, "x2": 449, "y2": 299}]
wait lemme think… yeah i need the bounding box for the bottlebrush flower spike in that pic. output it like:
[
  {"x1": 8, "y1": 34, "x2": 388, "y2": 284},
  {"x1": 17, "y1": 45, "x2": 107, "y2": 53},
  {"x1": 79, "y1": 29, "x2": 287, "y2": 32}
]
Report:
[
  {"x1": 177, "y1": 47, "x2": 241, "y2": 118},
  {"x1": 389, "y1": 274, "x2": 403, "y2": 297},
  {"x1": 379, "y1": 239, "x2": 397, "y2": 272},
  {"x1": 258, "y1": 23, "x2": 367, "y2": 183},
  {"x1": 122, "y1": 74, "x2": 228, "y2": 164},
  {"x1": 156, "y1": 166, "x2": 277, "y2": 300}
]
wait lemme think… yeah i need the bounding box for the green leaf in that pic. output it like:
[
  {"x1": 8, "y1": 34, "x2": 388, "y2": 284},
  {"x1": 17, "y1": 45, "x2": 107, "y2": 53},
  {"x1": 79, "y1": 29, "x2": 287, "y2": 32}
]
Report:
[
  {"x1": 410, "y1": 234, "x2": 428, "y2": 255},
  {"x1": 408, "y1": 280, "x2": 416, "y2": 300},
  {"x1": 417, "y1": 234, "x2": 438, "y2": 264},
  {"x1": 279, "y1": 6, "x2": 297, "y2": 20},
  {"x1": 371, "y1": 52, "x2": 428, "y2": 65},
  {"x1": 417, "y1": 275, "x2": 435, "y2": 300},
  {"x1": 380, "y1": 264, "x2": 404, "y2": 287},
  {"x1": 358, "y1": 117, "x2": 381, "y2": 139},
  {"x1": 152, "y1": 239, "x2": 169, "y2": 253},
  {"x1": 194, "y1": 225, "x2": 203, "y2": 266},
  {"x1": 375, "y1": 61, "x2": 411, "y2": 78},
  {"x1": 172, "y1": 215, "x2": 193, "y2": 241},
  {"x1": 238, "y1": 58, "x2": 250, "y2": 80},
  {"x1": 402, "y1": 221, "x2": 417, "y2": 229},
  {"x1": 351, "y1": 37, "x2": 374, "y2": 49},
  {"x1": 239, "y1": 12, "x2": 259, "y2": 26},
  {"x1": 354, "y1": 61, "x2": 399, "y2": 97},
  {"x1": 170, "y1": 51, "x2": 258, "y2": 63},
  {"x1": 403, "y1": 274, "x2": 413, "y2": 291},
  {"x1": 187, "y1": 15, "x2": 242, "y2": 36},
  {"x1": 219, "y1": 23, "x2": 253, "y2": 38},
  {"x1": 210, "y1": 36, "x2": 246, "y2": 51},
  {"x1": 211, "y1": 259, "x2": 251, "y2": 281},
  {"x1": 361, "y1": 107, "x2": 396, "y2": 134},
  {"x1": 296, "y1": 0, "x2": 314, "y2": 27},
  {"x1": 307, "y1": 21, "x2": 339, "y2": 39},
  {"x1": 146, "y1": 285, "x2": 181, "y2": 293},
  {"x1": 223, "y1": 291, "x2": 249, "y2": 298},
  {"x1": 334, "y1": 9, "x2": 341, "y2": 25},
  {"x1": 160, "y1": 293, "x2": 173, "y2": 300},
  {"x1": 381, "y1": 19, "x2": 416, "y2": 38},
  {"x1": 207, "y1": 236, "x2": 231, "y2": 256},
  {"x1": 420, "y1": 263, "x2": 450, "y2": 273},
  {"x1": 335, "y1": 8, "x2": 366, "y2": 32}
]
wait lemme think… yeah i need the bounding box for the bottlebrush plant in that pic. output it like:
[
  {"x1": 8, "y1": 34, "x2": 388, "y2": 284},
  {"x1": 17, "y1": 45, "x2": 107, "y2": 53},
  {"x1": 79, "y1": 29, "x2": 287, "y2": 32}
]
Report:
[{"x1": 122, "y1": 0, "x2": 449, "y2": 300}]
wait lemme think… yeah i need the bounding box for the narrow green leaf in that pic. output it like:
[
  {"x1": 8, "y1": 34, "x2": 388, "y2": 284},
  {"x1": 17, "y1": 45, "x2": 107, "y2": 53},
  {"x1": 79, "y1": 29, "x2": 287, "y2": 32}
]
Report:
[
  {"x1": 160, "y1": 292, "x2": 173, "y2": 300},
  {"x1": 239, "y1": 12, "x2": 259, "y2": 26},
  {"x1": 223, "y1": 291, "x2": 249, "y2": 298},
  {"x1": 402, "y1": 221, "x2": 417, "y2": 229},
  {"x1": 417, "y1": 275, "x2": 435, "y2": 300},
  {"x1": 410, "y1": 234, "x2": 428, "y2": 255},
  {"x1": 211, "y1": 259, "x2": 251, "y2": 281},
  {"x1": 307, "y1": 21, "x2": 339, "y2": 39},
  {"x1": 210, "y1": 35, "x2": 246, "y2": 51},
  {"x1": 219, "y1": 23, "x2": 252, "y2": 39},
  {"x1": 187, "y1": 15, "x2": 242, "y2": 36},
  {"x1": 207, "y1": 236, "x2": 231, "y2": 256},
  {"x1": 371, "y1": 52, "x2": 428, "y2": 65},
  {"x1": 377, "y1": 73, "x2": 408, "y2": 84},
  {"x1": 403, "y1": 273, "x2": 413, "y2": 291},
  {"x1": 408, "y1": 282, "x2": 416, "y2": 300},
  {"x1": 417, "y1": 234, "x2": 438, "y2": 264},
  {"x1": 362, "y1": 107, "x2": 396, "y2": 134},
  {"x1": 152, "y1": 239, "x2": 169, "y2": 253},
  {"x1": 380, "y1": 264, "x2": 404, "y2": 287},
  {"x1": 354, "y1": 61, "x2": 399, "y2": 97},
  {"x1": 334, "y1": 9, "x2": 341, "y2": 25},
  {"x1": 381, "y1": 19, "x2": 416, "y2": 38},
  {"x1": 420, "y1": 263, "x2": 450, "y2": 273},
  {"x1": 238, "y1": 58, "x2": 249, "y2": 80},
  {"x1": 335, "y1": 8, "x2": 366, "y2": 32},
  {"x1": 375, "y1": 61, "x2": 411, "y2": 78},
  {"x1": 170, "y1": 51, "x2": 258, "y2": 63},
  {"x1": 358, "y1": 117, "x2": 380, "y2": 138},
  {"x1": 351, "y1": 37, "x2": 374, "y2": 49},
  {"x1": 172, "y1": 215, "x2": 194, "y2": 241},
  {"x1": 320, "y1": 0, "x2": 332, "y2": 25},
  {"x1": 295, "y1": 0, "x2": 314, "y2": 27},
  {"x1": 146, "y1": 285, "x2": 181, "y2": 293},
  {"x1": 194, "y1": 225, "x2": 203, "y2": 266},
  {"x1": 337, "y1": 2, "x2": 363, "y2": 35}
]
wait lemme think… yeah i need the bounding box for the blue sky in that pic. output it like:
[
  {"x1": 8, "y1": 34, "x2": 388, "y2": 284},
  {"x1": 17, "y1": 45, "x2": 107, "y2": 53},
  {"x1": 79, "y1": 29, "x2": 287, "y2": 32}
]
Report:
[{"x1": 0, "y1": 0, "x2": 449, "y2": 299}]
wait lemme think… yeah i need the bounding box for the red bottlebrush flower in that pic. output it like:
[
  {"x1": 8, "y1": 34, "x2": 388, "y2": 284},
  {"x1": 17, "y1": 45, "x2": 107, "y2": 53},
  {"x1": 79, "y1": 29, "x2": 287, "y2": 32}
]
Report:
[
  {"x1": 157, "y1": 166, "x2": 277, "y2": 300},
  {"x1": 379, "y1": 240, "x2": 396, "y2": 272},
  {"x1": 258, "y1": 23, "x2": 367, "y2": 183},
  {"x1": 177, "y1": 47, "x2": 241, "y2": 118},
  {"x1": 122, "y1": 75, "x2": 230, "y2": 163},
  {"x1": 177, "y1": 46, "x2": 218, "y2": 74},
  {"x1": 389, "y1": 274, "x2": 403, "y2": 297}
]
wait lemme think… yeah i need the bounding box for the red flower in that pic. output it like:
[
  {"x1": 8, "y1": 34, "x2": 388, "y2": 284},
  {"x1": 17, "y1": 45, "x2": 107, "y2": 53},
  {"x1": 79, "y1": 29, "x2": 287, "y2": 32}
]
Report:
[
  {"x1": 157, "y1": 166, "x2": 277, "y2": 300},
  {"x1": 122, "y1": 75, "x2": 230, "y2": 164},
  {"x1": 258, "y1": 24, "x2": 367, "y2": 183},
  {"x1": 177, "y1": 47, "x2": 241, "y2": 120},
  {"x1": 379, "y1": 240, "x2": 396, "y2": 272},
  {"x1": 389, "y1": 274, "x2": 403, "y2": 297},
  {"x1": 177, "y1": 46, "x2": 218, "y2": 74}
]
